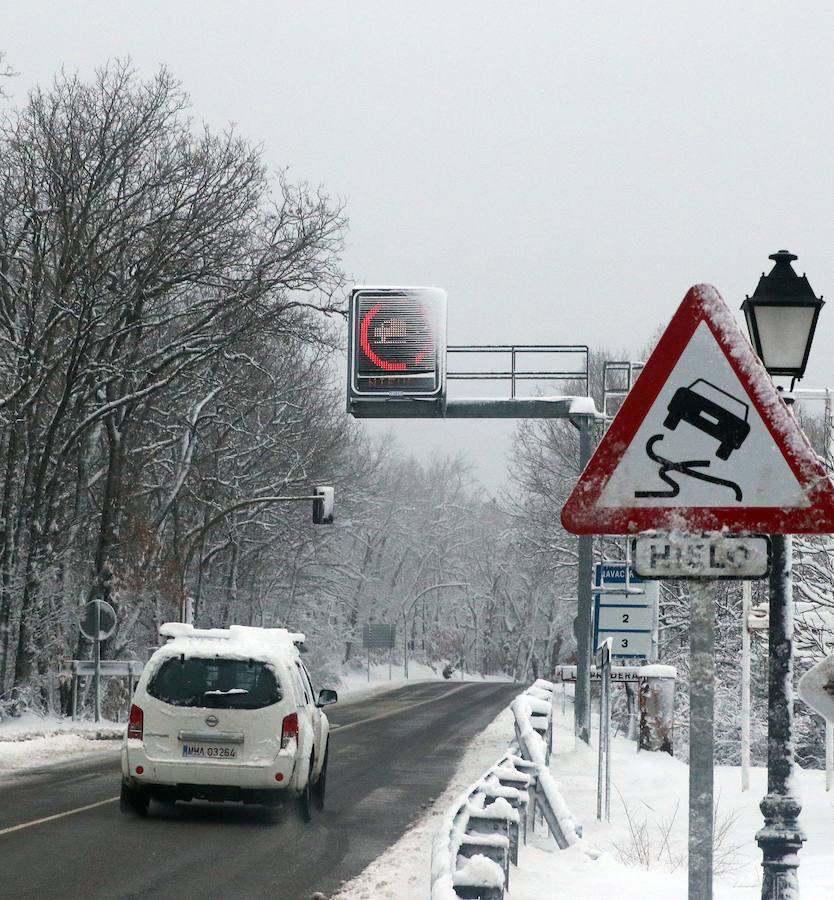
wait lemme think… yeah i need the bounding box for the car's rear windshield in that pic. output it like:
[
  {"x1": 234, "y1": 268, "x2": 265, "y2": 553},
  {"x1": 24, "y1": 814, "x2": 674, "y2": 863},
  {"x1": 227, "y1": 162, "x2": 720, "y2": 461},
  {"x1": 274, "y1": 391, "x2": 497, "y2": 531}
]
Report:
[{"x1": 148, "y1": 657, "x2": 282, "y2": 709}]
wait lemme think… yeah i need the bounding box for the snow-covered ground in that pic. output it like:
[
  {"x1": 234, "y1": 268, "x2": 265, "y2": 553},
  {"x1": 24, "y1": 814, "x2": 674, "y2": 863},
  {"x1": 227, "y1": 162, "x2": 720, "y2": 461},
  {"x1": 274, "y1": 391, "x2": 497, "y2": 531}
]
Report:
[
  {"x1": 334, "y1": 705, "x2": 517, "y2": 899},
  {"x1": 508, "y1": 694, "x2": 834, "y2": 899},
  {"x1": 0, "y1": 714, "x2": 123, "y2": 778},
  {"x1": 337, "y1": 683, "x2": 834, "y2": 900}
]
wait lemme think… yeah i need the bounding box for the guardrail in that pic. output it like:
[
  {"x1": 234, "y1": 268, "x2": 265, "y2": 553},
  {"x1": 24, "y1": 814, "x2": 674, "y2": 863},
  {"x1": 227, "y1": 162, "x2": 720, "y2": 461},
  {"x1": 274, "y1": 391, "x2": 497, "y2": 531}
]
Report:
[{"x1": 430, "y1": 679, "x2": 597, "y2": 900}]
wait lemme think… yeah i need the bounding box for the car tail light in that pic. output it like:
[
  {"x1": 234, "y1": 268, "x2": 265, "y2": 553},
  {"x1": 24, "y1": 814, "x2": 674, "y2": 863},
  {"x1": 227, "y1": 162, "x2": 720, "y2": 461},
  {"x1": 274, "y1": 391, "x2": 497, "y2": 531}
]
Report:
[
  {"x1": 127, "y1": 704, "x2": 144, "y2": 740},
  {"x1": 281, "y1": 712, "x2": 298, "y2": 749}
]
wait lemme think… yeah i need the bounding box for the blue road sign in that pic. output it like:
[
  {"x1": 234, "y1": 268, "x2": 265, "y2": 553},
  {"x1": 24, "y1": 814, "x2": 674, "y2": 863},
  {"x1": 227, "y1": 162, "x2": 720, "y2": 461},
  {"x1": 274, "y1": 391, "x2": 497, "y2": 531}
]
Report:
[{"x1": 593, "y1": 563, "x2": 656, "y2": 660}]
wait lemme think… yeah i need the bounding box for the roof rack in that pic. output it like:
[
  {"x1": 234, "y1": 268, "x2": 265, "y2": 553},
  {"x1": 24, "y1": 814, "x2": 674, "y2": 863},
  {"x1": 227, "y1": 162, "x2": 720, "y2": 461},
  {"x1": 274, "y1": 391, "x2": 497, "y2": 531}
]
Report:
[{"x1": 159, "y1": 623, "x2": 306, "y2": 645}]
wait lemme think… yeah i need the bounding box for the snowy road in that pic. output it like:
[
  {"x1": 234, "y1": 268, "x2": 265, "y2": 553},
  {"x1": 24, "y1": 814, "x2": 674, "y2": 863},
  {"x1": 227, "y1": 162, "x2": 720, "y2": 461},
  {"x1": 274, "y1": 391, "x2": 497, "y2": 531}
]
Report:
[{"x1": 0, "y1": 680, "x2": 519, "y2": 899}]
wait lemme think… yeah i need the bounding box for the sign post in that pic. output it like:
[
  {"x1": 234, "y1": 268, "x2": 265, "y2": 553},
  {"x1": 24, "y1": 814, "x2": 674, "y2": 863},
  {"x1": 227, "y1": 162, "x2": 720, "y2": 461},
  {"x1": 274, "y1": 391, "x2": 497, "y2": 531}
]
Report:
[
  {"x1": 561, "y1": 284, "x2": 834, "y2": 899},
  {"x1": 595, "y1": 638, "x2": 612, "y2": 822},
  {"x1": 688, "y1": 579, "x2": 715, "y2": 900},
  {"x1": 94, "y1": 600, "x2": 101, "y2": 722}
]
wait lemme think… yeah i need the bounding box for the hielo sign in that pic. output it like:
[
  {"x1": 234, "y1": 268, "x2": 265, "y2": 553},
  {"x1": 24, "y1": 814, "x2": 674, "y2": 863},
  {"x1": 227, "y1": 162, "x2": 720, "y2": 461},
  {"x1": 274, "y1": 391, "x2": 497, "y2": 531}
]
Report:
[{"x1": 632, "y1": 534, "x2": 771, "y2": 579}]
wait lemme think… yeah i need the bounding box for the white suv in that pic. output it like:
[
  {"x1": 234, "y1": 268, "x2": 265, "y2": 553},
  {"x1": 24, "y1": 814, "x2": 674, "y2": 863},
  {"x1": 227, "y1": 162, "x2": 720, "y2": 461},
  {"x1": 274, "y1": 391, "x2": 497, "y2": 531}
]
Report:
[{"x1": 120, "y1": 623, "x2": 336, "y2": 821}]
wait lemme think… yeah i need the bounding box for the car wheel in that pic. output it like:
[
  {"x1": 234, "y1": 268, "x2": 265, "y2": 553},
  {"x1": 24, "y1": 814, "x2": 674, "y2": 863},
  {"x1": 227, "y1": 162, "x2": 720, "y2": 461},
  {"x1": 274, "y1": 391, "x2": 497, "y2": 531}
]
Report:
[
  {"x1": 313, "y1": 744, "x2": 328, "y2": 812},
  {"x1": 663, "y1": 412, "x2": 681, "y2": 431},
  {"x1": 120, "y1": 780, "x2": 149, "y2": 817},
  {"x1": 298, "y1": 758, "x2": 314, "y2": 823}
]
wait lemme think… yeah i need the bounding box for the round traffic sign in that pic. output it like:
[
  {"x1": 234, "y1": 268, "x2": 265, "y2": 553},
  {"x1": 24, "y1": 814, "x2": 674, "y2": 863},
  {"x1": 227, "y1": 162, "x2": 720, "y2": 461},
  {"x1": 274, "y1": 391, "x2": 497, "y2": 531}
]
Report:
[
  {"x1": 358, "y1": 297, "x2": 435, "y2": 374},
  {"x1": 79, "y1": 599, "x2": 117, "y2": 641}
]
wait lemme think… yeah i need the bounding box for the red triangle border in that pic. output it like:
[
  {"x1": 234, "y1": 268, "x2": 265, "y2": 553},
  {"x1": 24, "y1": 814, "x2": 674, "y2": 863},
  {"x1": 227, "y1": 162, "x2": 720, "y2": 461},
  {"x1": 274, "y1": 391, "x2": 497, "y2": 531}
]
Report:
[{"x1": 561, "y1": 284, "x2": 834, "y2": 535}]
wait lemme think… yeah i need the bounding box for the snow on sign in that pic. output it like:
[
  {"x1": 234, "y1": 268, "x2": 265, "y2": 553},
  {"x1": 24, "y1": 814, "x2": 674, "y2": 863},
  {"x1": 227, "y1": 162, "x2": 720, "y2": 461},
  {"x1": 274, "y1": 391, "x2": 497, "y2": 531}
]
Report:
[
  {"x1": 561, "y1": 284, "x2": 834, "y2": 535},
  {"x1": 798, "y1": 654, "x2": 834, "y2": 723}
]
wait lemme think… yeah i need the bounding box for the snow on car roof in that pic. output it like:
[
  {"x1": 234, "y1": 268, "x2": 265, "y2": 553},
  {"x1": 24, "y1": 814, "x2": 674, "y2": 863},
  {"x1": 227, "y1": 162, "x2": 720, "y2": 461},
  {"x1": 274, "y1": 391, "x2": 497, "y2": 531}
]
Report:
[{"x1": 151, "y1": 622, "x2": 306, "y2": 669}]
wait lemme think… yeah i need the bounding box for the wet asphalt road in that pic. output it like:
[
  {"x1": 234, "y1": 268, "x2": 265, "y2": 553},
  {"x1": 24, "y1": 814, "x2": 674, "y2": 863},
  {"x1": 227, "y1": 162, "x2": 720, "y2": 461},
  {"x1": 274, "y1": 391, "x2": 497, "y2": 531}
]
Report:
[{"x1": 0, "y1": 680, "x2": 519, "y2": 900}]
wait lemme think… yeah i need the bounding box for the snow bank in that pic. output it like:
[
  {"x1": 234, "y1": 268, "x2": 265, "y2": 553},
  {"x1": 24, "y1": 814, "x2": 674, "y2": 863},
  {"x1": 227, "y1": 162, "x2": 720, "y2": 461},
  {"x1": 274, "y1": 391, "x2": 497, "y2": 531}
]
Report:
[
  {"x1": 505, "y1": 684, "x2": 834, "y2": 899},
  {"x1": 0, "y1": 713, "x2": 123, "y2": 777},
  {"x1": 0, "y1": 731, "x2": 120, "y2": 777}
]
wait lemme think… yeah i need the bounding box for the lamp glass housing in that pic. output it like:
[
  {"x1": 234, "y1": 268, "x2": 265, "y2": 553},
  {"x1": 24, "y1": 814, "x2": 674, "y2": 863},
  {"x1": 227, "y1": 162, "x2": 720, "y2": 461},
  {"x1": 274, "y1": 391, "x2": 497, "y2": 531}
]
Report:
[
  {"x1": 746, "y1": 303, "x2": 816, "y2": 375},
  {"x1": 741, "y1": 251, "x2": 823, "y2": 379}
]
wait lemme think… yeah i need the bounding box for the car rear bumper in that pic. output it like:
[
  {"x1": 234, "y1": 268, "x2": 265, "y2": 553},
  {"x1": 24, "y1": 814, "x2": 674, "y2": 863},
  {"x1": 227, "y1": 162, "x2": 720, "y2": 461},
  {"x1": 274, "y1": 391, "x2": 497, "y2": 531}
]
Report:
[{"x1": 121, "y1": 741, "x2": 297, "y2": 792}]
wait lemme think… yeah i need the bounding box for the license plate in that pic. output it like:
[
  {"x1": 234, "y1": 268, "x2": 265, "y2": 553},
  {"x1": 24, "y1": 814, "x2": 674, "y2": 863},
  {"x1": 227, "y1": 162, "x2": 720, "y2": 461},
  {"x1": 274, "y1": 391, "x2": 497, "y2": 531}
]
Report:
[{"x1": 181, "y1": 744, "x2": 237, "y2": 759}]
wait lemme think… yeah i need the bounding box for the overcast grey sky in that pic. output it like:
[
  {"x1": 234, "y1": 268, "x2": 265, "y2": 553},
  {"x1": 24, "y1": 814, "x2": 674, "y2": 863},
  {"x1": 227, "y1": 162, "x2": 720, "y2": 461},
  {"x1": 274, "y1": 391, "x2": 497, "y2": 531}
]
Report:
[{"x1": 4, "y1": 2, "x2": 834, "y2": 489}]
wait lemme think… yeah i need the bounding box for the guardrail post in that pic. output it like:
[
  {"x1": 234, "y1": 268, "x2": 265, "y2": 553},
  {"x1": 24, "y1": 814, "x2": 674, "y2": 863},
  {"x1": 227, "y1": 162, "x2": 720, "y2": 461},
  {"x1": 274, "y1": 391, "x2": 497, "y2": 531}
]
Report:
[
  {"x1": 432, "y1": 683, "x2": 593, "y2": 900},
  {"x1": 453, "y1": 887, "x2": 503, "y2": 900},
  {"x1": 456, "y1": 835, "x2": 510, "y2": 888}
]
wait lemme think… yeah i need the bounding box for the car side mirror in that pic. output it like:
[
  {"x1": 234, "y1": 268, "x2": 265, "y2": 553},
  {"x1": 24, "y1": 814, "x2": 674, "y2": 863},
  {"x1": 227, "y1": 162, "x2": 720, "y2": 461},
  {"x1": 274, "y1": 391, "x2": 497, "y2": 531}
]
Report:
[{"x1": 316, "y1": 688, "x2": 338, "y2": 708}]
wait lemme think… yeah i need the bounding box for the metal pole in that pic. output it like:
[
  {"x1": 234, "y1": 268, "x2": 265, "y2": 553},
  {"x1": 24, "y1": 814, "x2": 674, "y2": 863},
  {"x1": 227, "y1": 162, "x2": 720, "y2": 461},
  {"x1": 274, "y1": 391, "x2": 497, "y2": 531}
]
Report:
[
  {"x1": 94, "y1": 601, "x2": 101, "y2": 724},
  {"x1": 688, "y1": 579, "x2": 714, "y2": 900},
  {"x1": 757, "y1": 534, "x2": 804, "y2": 898},
  {"x1": 597, "y1": 664, "x2": 604, "y2": 820},
  {"x1": 575, "y1": 417, "x2": 594, "y2": 744},
  {"x1": 741, "y1": 580, "x2": 752, "y2": 791},
  {"x1": 826, "y1": 721, "x2": 833, "y2": 792},
  {"x1": 71, "y1": 662, "x2": 78, "y2": 722},
  {"x1": 367, "y1": 645, "x2": 370, "y2": 683},
  {"x1": 604, "y1": 653, "x2": 611, "y2": 822},
  {"x1": 403, "y1": 611, "x2": 408, "y2": 678},
  {"x1": 625, "y1": 682, "x2": 639, "y2": 741}
]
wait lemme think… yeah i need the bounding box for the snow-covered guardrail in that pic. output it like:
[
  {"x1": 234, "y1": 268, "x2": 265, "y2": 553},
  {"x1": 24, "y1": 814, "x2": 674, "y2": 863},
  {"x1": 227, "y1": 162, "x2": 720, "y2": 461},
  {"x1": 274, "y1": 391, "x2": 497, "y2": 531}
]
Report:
[{"x1": 430, "y1": 679, "x2": 595, "y2": 900}]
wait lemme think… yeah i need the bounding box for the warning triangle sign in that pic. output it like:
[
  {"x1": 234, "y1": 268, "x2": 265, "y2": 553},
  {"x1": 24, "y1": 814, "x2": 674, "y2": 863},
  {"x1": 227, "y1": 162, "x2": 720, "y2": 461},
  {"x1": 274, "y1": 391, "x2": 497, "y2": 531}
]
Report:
[{"x1": 561, "y1": 284, "x2": 834, "y2": 535}]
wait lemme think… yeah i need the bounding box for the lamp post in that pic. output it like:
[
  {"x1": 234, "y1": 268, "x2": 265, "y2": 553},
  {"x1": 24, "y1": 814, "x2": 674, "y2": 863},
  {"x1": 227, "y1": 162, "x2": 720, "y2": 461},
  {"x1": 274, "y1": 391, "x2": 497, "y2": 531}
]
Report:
[
  {"x1": 401, "y1": 582, "x2": 467, "y2": 677},
  {"x1": 742, "y1": 250, "x2": 823, "y2": 899}
]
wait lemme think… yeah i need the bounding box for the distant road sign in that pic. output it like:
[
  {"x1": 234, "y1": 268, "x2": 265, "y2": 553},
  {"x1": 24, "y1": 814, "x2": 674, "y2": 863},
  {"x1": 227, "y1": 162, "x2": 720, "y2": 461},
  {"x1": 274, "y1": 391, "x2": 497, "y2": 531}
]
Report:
[
  {"x1": 79, "y1": 599, "x2": 116, "y2": 641},
  {"x1": 362, "y1": 624, "x2": 396, "y2": 649},
  {"x1": 632, "y1": 534, "x2": 771, "y2": 579},
  {"x1": 798, "y1": 654, "x2": 834, "y2": 723},
  {"x1": 561, "y1": 285, "x2": 834, "y2": 535},
  {"x1": 62, "y1": 659, "x2": 143, "y2": 677}
]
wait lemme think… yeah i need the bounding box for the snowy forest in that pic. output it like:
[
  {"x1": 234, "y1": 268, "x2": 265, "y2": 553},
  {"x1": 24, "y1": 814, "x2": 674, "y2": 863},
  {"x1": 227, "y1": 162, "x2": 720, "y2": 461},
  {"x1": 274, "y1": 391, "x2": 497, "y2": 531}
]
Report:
[{"x1": 0, "y1": 63, "x2": 832, "y2": 773}]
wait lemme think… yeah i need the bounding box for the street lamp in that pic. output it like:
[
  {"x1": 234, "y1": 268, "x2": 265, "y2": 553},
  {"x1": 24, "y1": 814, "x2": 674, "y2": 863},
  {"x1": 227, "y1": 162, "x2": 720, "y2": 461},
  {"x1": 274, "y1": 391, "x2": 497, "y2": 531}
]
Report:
[
  {"x1": 741, "y1": 250, "x2": 823, "y2": 899},
  {"x1": 741, "y1": 250, "x2": 824, "y2": 385},
  {"x1": 401, "y1": 582, "x2": 467, "y2": 677}
]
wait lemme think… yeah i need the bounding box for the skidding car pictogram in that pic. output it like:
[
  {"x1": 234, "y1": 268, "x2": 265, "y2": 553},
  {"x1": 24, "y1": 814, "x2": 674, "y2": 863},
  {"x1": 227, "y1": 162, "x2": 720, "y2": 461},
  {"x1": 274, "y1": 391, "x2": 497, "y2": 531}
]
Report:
[{"x1": 663, "y1": 379, "x2": 750, "y2": 460}]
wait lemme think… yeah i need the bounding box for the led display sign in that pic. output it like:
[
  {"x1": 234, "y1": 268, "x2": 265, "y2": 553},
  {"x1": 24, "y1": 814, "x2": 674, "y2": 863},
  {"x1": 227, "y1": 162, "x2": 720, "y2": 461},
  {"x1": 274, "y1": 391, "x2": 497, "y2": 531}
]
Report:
[{"x1": 348, "y1": 287, "x2": 446, "y2": 401}]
